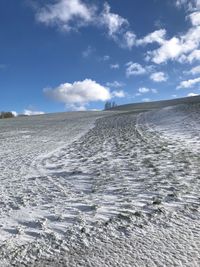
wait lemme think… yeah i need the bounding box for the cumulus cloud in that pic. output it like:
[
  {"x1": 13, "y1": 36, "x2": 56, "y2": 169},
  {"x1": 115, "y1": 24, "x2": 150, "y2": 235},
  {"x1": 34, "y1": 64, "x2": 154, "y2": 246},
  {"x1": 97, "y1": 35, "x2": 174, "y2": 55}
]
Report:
[
  {"x1": 175, "y1": 0, "x2": 200, "y2": 10},
  {"x1": 36, "y1": 0, "x2": 135, "y2": 49},
  {"x1": 188, "y1": 65, "x2": 200, "y2": 74},
  {"x1": 36, "y1": 0, "x2": 94, "y2": 32},
  {"x1": 44, "y1": 79, "x2": 111, "y2": 104},
  {"x1": 137, "y1": 87, "x2": 157, "y2": 95},
  {"x1": 11, "y1": 111, "x2": 18, "y2": 117},
  {"x1": 44, "y1": 79, "x2": 124, "y2": 110},
  {"x1": 175, "y1": 0, "x2": 188, "y2": 7},
  {"x1": 123, "y1": 31, "x2": 136, "y2": 49},
  {"x1": 99, "y1": 3, "x2": 136, "y2": 49},
  {"x1": 138, "y1": 87, "x2": 150, "y2": 93},
  {"x1": 148, "y1": 37, "x2": 183, "y2": 64},
  {"x1": 24, "y1": 110, "x2": 45, "y2": 116},
  {"x1": 100, "y1": 3, "x2": 128, "y2": 38},
  {"x1": 176, "y1": 0, "x2": 193, "y2": 9},
  {"x1": 181, "y1": 49, "x2": 200, "y2": 63},
  {"x1": 177, "y1": 77, "x2": 200, "y2": 88},
  {"x1": 145, "y1": 16, "x2": 200, "y2": 64},
  {"x1": 126, "y1": 62, "x2": 147, "y2": 76},
  {"x1": 112, "y1": 90, "x2": 125, "y2": 98},
  {"x1": 32, "y1": 0, "x2": 200, "y2": 55},
  {"x1": 150, "y1": 72, "x2": 168, "y2": 82},
  {"x1": 137, "y1": 29, "x2": 166, "y2": 45},
  {"x1": 187, "y1": 92, "x2": 199, "y2": 96},
  {"x1": 189, "y1": 11, "x2": 200, "y2": 26},
  {"x1": 137, "y1": 4, "x2": 200, "y2": 64},
  {"x1": 35, "y1": 1, "x2": 136, "y2": 49}
]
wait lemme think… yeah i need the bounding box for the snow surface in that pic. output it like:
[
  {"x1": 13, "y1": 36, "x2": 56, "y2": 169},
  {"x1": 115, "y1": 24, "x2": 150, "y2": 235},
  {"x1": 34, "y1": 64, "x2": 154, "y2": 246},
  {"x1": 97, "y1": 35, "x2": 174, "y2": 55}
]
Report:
[{"x1": 0, "y1": 107, "x2": 199, "y2": 266}]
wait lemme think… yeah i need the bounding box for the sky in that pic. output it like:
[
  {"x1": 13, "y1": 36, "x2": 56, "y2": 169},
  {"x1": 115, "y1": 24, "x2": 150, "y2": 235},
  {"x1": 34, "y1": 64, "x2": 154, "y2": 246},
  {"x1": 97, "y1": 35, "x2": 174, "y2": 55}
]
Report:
[{"x1": 1, "y1": 0, "x2": 200, "y2": 114}]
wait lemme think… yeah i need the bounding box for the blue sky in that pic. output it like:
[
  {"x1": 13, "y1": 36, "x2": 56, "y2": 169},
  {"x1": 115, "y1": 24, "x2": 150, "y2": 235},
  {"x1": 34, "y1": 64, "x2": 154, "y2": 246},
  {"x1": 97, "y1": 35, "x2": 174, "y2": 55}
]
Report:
[{"x1": 0, "y1": 0, "x2": 200, "y2": 114}]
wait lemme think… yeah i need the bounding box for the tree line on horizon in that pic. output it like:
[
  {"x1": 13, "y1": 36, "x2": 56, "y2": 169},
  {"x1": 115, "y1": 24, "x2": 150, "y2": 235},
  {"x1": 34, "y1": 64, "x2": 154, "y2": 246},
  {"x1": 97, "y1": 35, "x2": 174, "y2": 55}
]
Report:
[
  {"x1": 0, "y1": 111, "x2": 15, "y2": 119},
  {"x1": 104, "y1": 101, "x2": 117, "y2": 110}
]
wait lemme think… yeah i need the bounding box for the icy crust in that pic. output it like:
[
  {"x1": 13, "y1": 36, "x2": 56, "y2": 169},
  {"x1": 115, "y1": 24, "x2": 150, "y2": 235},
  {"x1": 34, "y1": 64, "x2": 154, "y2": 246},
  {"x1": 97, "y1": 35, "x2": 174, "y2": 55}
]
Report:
[
  {"x1": 0, "y1": 108, "x2": 200, "y2": 266},
  {"x1": 0, "y1": 112, "x2": 106, "y2": 239},
  {"x1": 0, "y1": 210, "x2": 199, "y2": 267},
  {"x1": 142, "y1": 103, "x2": 200, "y2": 152}
]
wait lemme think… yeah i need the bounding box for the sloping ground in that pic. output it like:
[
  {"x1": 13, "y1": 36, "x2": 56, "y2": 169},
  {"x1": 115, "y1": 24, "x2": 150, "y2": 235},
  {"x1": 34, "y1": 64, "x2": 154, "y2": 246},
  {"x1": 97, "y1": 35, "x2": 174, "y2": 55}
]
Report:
[
  {"x1": 110, "y1": 95, "x2": 200, "y2": 112},
  {"x1": 0, "y1": 103, "x2": 200, "y2": 266}
]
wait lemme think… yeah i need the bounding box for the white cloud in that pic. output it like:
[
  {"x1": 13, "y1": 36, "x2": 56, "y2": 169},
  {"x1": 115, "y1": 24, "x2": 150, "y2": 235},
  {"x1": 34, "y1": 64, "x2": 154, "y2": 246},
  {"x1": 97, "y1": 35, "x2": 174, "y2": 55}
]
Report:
[
  {"x1": 142, "y1": 98, "x2": 151, "y2": 102},
  {"x1": 100, "y1": 3, "x2": 128, "y2": 38},
  {"x1": 112, "y1": 90, "x2": 125, "y2": 98},
  {"x1": 24, "y1": 110, "x2": 45, "y2": 116},
  {"x1": 100, "y1": 3, "x2": 136, "y2": 49},
  {"x1": 36, "y1": 0, "x2": 94, "y2": 32},
  {"x1": 126, "y1": 62, "x2": 146, "y2": 76},
  {"x1": 177, "y1": 77, "x2": 200, "y2": 88},
  {"x1": 106, "y1": 81, "x2": 125, "y2": 88},
  {"x1": 44, "y1": 79, "x2": 111, "y2": 106},
  {"x1": 175, "y1": 0, "x2": 200, "y2": 10},
  {"x1": 138, "y1": 87, "x2": 150, "y2": 93},
  {"x1": 35, "y1": 1, "x2": 135, "y2": 49},
  {"x1": 189, "y1": 11, "x2": 200, "y2": 26},
  {"x1": 34, "y1": 0, "x2": 200, "y2": 59},
  {"x1": 44, "y1": 78, "x2": 124, "y2": 110},
  {"x1": 139, "y1": 8, "x2": 200, "y2": 64},
  {"x1": 11, "y1": 111, "x2": 18, "y2": 117},
  {"x1": 150, "y1": 72, "x2": 168, "y2": 82},
  {"x1": 188, "y1": 65, "x2": 200, "y2": 74},
  {"x1": 137, "y1": 87, "x2": 157, "y2": 95},
  {"x1": 184, "y1": 49, "x2": 200, "y2": 62},
  {"x1": 110, "y1": 63, "x2": 119, "y2": 69},
  {"x1": 148, "y1": 37, "x2": 183, "y2": 64},
  {"x1": 176, "y1": 0, "x2": 192, "y2": 9},
  {"x1": 146, "y1": 21, "x2": 200, "y2": 64},
  {"x1": 187, "y1": 92, "x2": 199, "y2": 96},
  {"x1": 123, "y1": 31, "x2": 136, "y2": 49},
  {"x1": 175, "y1": 0, "x2": 188, "y2": 7},
  {"x1": 137, "y1": 29, "x2": 166, "y2": 45}
]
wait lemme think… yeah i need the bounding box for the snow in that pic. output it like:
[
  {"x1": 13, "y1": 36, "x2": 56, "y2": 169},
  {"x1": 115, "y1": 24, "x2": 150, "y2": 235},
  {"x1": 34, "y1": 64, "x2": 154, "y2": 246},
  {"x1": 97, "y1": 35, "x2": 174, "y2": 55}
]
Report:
[{"x1": 0, "y1": 106, "x2": 199, "y2": 266}]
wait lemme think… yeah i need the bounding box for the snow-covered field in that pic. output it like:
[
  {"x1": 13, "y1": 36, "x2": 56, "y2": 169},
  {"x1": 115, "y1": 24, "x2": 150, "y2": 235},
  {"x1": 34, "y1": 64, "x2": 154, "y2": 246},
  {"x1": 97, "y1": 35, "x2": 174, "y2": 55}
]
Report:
[{"x1": 0, "y1": 105, "x2": 200, "y2": 266}]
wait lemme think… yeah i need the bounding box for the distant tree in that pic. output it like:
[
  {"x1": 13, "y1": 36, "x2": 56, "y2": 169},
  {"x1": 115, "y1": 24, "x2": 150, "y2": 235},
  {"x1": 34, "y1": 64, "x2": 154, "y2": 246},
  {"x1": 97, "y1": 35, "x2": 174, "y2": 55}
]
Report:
[
  {"x1": 111, "y1": 101, "x2": 117, "y2": 108},
  {"x1": 104, "y1": 101, "x2": 111, "y2": 110},
  {"x1": 0, "y1": 111, "x2": 15, "y2": 119},
  {"x1": 104, "y1": 101, "x2": 117, "y2": 110}
]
